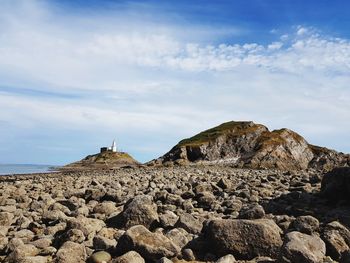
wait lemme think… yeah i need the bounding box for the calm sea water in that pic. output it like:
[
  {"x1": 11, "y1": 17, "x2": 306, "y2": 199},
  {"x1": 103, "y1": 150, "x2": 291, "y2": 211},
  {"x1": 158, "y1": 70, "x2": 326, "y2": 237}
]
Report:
[{"x1": 0, "y1": 164, "x2": 57, "y2": 175}]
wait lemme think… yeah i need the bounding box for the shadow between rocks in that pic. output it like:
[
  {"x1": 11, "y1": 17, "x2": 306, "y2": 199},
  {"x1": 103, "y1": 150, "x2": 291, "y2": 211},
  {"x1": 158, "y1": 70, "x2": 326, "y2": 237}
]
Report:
[{"x1": 261, "y1": 189, "x2": 350, "y2": 228}]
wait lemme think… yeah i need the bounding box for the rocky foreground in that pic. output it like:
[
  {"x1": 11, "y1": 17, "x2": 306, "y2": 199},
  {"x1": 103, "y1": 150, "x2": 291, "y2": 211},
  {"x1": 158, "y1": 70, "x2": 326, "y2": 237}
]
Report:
[{"x1": 1, "y1": 166, "x2": 350, "y2": 263}]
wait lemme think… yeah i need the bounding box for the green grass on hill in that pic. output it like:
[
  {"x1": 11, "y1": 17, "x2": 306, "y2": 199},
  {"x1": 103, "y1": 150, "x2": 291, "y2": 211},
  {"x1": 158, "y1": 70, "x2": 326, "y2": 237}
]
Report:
[{"x1": 178, "y1": 121, "x2": 261, "y2": 147}]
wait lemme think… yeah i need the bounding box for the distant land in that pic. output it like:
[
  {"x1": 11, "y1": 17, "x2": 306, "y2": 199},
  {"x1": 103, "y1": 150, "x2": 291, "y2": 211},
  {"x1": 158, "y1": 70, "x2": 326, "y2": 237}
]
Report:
[{"x1": 60, "y1": 120, "x2": 349, "y2": 172}]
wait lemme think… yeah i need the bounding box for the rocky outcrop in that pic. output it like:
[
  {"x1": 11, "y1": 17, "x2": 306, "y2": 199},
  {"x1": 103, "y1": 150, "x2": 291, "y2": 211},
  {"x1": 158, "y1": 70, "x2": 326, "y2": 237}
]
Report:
[
  {"x1": 150, "y1": 121, "x2": 349, "y2": 171},
  {"x1": 62, "y1": 151, "x2": 140, "y2": 171}
]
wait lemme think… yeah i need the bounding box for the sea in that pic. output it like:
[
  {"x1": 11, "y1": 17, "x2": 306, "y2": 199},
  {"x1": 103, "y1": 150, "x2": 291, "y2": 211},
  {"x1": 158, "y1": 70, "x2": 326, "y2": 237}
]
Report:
[{"x1": 0, "y1": 164, "x2": 58, "y2": 175}]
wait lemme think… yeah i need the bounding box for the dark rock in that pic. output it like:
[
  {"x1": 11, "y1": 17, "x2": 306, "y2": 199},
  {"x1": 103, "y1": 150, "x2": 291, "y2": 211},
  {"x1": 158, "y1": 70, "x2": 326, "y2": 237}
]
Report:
[
  {"x1": 239, "y1": 204, "x2": 265, "y2": 219},
  {"x1": 290, "y1": 215, "x2": 319, "y2": 235},
  {"x1": 321, "y1": 167, "x2": 350, "y2": 202}
]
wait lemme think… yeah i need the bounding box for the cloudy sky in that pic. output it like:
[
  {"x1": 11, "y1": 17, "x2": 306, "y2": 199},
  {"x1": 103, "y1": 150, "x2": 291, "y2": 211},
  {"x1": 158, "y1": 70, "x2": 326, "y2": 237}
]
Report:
[{"x1": 1, "y1": 0, "x2": 350, "y2": 165}]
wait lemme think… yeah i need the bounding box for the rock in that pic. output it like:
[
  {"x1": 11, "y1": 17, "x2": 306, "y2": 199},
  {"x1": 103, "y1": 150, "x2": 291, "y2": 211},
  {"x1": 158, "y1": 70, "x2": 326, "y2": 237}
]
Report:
[
  {"x1": 89, "y1": 251, "x2": 112, "y2": 263},
  {"x1": 93, "y1": 235, "x2": 117, "y2": 250},
  {"x1": 112, "y1": 251, "x2": 145, "y2": 263},
  {"x1": 217, "y1": 178, "x2": 233, "y2": 190},
  {"x1": 0, "y1": 212, "x2": 14, "y2": 226},
  {"x1": 93, "y1": 201, "x2": 119, "y2": 216},
  {"x1": 321, "y1": 167, "x2": 350, "y2": 202},
  {"x1": 62, "y1": 228, "x2": 85, "y2": 243},
  {"x1": 159, "y1": 211, "x2": 179, "y2": 229},
  {"x1": 322, "y1": 221, "x2": 350, "y2": 261},
  {"x1": 290, "y1": 215, "x2": 319, "y2": 235},
  {"x1": 67, "y1": 215, "x2": 105, "y2": 237},
  {"x1": 19, "y1": 256, "x2": 49, "y2": 263},
  {"x1": 280, "y1": 231, "x2": 326, "y2": 263},
  {"x1": 115, "y1": 195, "x2": 159, "y2": 229},
  {"x1": 157, "y1": 257, "x2": 172, "y2": 263},
  {"x1": 117, "y1": 225, "x2": 180, "y2": 261},
  {"x1": 14, "y1": 229, "x2": 35, "y2": 242},
  {"x1": 239, "y1": 204, "x2": 265, "y2": 219},
  {"x1": 7, "y1": 244, "x2": 39, "y2": 262},
  {"x1": 149, "y1": 121, "x2": 346, "y2": 171},
  {"x1": 165, "y1": 228, "x2": 190, "y2": 249},
  {"x1": 215, "y1": 254, "x2": 236, "y2": 263},
  {"x1": 181, "y1": 248, "x2": 196, "y2": 261},
  {"x1": 175, "y1": 213, "x2": 203, "y2": 234},
  {"x1": 0, "y1": 236, "x2": 8, "y2": 251},
  {"x1": 56, "y1": 241, "x2": 87, "y2": 263},
  {"x1": 31, "y1": 237, "x2": 52, "y2": 249},
  {"x1": 205, "y1": 219, "x2": 283, "y2": 259}
]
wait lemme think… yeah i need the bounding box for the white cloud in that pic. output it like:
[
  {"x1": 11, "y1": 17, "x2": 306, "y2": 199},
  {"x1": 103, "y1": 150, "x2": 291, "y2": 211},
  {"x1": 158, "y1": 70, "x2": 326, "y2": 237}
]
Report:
[{"x1": 0, "y1": 1, "x2": 349, "y2": 163}]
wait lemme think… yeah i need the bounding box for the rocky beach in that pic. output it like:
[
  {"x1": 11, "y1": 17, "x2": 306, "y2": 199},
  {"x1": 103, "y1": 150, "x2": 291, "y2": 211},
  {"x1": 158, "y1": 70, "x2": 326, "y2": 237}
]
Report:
[
  {"x1": 1, "y1": 121, "x2": 350, "y2": 263},
  {"x1": 1, "y1": 165, "x2": 350, "y2": 263}
]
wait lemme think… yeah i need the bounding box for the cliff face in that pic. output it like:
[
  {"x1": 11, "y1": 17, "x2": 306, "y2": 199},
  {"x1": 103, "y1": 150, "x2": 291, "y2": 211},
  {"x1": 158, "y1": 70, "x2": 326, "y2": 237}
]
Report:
[
  {"x1": 150, "y1": 121, "x2": 349, "y2": 171},
  {"x1": 62, "y1": 151, "x2": 140, "y2": 171}
]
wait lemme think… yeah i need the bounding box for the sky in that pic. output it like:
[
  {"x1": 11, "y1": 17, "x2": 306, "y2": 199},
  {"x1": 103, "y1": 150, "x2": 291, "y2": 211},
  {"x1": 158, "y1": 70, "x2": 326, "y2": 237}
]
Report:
[{"x1": 0, "y1": 0, "x2": 350, "y2": 165}]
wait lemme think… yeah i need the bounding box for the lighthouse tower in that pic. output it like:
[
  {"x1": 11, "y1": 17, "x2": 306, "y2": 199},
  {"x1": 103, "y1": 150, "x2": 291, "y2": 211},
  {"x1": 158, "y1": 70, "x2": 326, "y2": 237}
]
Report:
[{"x1": 111, "y1": 140, "x2": 117, "y2": 152}]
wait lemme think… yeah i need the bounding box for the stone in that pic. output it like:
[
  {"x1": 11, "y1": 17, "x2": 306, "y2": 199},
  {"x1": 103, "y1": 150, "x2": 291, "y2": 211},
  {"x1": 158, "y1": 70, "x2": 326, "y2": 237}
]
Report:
[
  {"x1": 63, "y1": 228, "x2": 85, "y2": 243},
  {"x1": 0, "y1": 212, "x2": 14, "y2": 226},
  {"x1": 56, "y1": 241, "x2": 87, "y2": 263},
  {"x1": 215, "y1": 254, "x2": 236, "y2": 263},
  {"x1": 321, "y1": 167, "x2": 350, "y2": 202},
  {"x1": 14, "y1": 229, "x2": 35, "y2": 243},
  {"x1": 93, "y1": 235, "x2": 117, "y2": 250},
  {"x1": 280, "y1": 231, "x2": 326, "y2": 263},
  {"x1": 19, "y1": 256, "x2": 49, "y2": 263},
  {"x1": 175, "y1": 213, "x2": 203, "y2": 234},
  {"x1": 290, "y1": 215, "x2": 319, "y2": 235},
  {"x1": 67, "y1": 215, "x2": 105, "y2": 236},
  {"x1": 89, "y1": 251, "x2": 112, "y2": 263},
  {"x1": 205, "y1": 219, "x2": 283, "y2": 259},
  {"x1": 182, "y1": 248, "x2": 196, "y2": 261},
  {"x1": 239, "y1": 204, "x2": 265, "y2": 219},
  {"x1": 217, "y1": 178, "x2": 233, "y2": 190},
  {"x1": 117, "y1": 225, "x2": 180, "y2": 261},
  {"x1": 165, "y1": 228, "x2": 190, "y2": 249},
  {"x1": 7, "y1": 244, "x2": 39, "y2": 262},
  {"x1": 112, "y1": 195, "x2": 159, "y2": 229},
  {"x1": 322, "y1": 221, "x2": 350, "y2": 261},
  {"x1": 93, "y1": 201, "x2": 119, "y2": 216},
  {"x1": 112, "y1": 251, "x2": 145, "y2": 263},
  {"x1": 159, "y1": 211, "x2": 179, "y2": 229},
  {"x1": 0, "y1": 236, "x2": 8, "y2": 251}
]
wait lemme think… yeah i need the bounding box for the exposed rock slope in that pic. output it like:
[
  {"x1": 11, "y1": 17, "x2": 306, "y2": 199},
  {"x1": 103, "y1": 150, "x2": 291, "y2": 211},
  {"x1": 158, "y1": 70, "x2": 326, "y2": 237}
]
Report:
[
  {"x1": 62, "y1": 151, "x2": 140, "y2": 171},
  {"x1": 150, "y1": 121, "x2": 349, "y2": 170}
]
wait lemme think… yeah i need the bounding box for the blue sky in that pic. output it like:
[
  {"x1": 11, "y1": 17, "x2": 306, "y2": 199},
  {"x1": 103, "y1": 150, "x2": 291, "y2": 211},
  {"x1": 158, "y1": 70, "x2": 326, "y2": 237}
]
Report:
[{"x1": 0, "y1": 0, "x2": 350, "y2": 165}]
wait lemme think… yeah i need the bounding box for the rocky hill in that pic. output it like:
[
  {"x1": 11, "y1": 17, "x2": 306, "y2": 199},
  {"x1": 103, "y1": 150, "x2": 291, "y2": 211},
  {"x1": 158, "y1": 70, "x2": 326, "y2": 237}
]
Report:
[
  {"x1": 61, "y1": 151, "x2": 140, "y2": 171},
  {"x1": 150, "y1": 121, "x2": 349, "y2": 171}
]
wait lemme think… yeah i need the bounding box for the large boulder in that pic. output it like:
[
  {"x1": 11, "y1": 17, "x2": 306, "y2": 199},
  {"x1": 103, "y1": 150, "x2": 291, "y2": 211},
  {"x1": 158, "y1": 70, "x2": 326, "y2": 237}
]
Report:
[
  {"x1": 280, "y1": 231, "x2": 326, "y2": 263},
  {"x1": 321, "y1": 167, "x2": 350, "y2": 202},
  {"x1": 117, "y1": 225, "x2": 180, "y2": 261},
  {"x1": 109, "y1": 195, "x2": 159, "y2": 229},
  {"x1": 204, "y1": 219, "x2": 283, "y2": 259},
  {"x1": 56, "y1": 241, "x2": 87, "y2": 263},
  {"x1": 322, "y1": 221, "x2": 350, "y2": 262}
]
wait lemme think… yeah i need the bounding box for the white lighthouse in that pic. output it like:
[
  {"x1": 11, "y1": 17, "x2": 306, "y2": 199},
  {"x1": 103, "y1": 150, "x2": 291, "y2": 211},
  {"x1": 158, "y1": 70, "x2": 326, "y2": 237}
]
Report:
[{"x1": 111, "y1": 140, "x2": 117, "y2": 152}]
